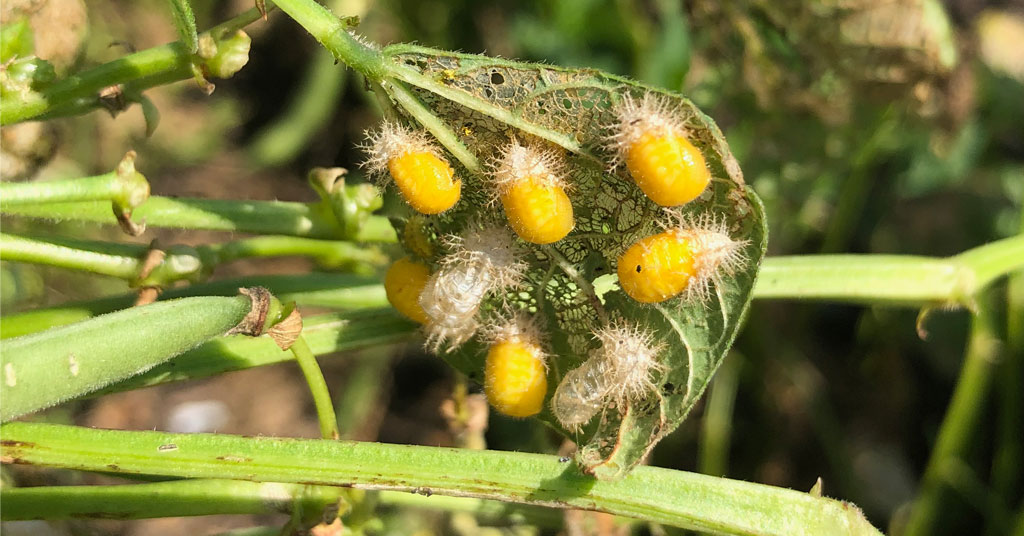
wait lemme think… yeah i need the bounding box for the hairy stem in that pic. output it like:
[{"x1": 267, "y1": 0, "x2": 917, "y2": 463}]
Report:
[
  {"x1": 0, "y1": 8, "x2": 265, "y2": 125},
  {"x1": 291, "y1": 336, "x2": 341, "y2": 440},
  {"x1": 0, "y1": 152, "x2": 147, "y2": 209},
  {"x1": 0, "y1": 293, "x2": 254, "y2": 421},
  {"x1": 753, "y1": 234, "x2": 1024, "y2": 307},
  {"x1": 0, "y1": 422, "x2": 883, "y2": 535},
  {"x1": 0, "y1": 233, "x2": 387, "y2": 285},
  {"x1": 270, "y1": 0, "x2": 385, "y2": 81}
]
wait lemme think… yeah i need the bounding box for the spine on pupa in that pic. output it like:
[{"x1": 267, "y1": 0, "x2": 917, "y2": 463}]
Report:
[{"x1": 419, "y1": 224, "x2": 526, "y2": 353}]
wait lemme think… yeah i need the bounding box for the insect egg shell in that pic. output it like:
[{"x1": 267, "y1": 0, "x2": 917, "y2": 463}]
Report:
[{"x1": 551, "y1": 356, "x2": 610, "y2": 430}]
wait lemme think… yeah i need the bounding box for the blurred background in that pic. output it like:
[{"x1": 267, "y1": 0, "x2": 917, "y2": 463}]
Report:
[{"x1": 1, "y1": 0, "x2": 1022, "y2": 534}]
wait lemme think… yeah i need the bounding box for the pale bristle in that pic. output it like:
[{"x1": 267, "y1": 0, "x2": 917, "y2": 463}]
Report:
[
  {"x1": 593, "y1": 321, "x2": 666, "y2": 406},
  {"x1": 605, "y1": 93, "x2": 686, "y2": 169},
  {"x1": 360, "y1": 121, "x2": 441, "y2": 184},
  {"x1": 661, "y1": 210, "x2": 750, "y2": 303},
  {"x1": 487, "y1": 139, "x2": 568, "y2": 198}
]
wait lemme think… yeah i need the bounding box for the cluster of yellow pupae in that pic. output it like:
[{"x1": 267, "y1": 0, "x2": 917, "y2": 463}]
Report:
[{"x1": 369, "y1": 93, "x2": 745, "y2": 427}]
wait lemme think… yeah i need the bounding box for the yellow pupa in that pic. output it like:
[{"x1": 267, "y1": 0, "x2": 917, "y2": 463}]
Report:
[
  {"x1": 610, "y1": 94, "x2": 711, "y2": 207},
  {"x1": 617, "y1": 213, "x2": 747, "y2": 304},
  {"x1": 482, "y1": 314, "x2": 548, "y2": 418},
  {"x1": 363, "y1": 122, "x2": 461, "y2": 214},
  {"x1": 488, "y1": 140, "x2": 574, "y2": 245},
  {"x1": 384, "y1": 256, "x2": 431, "y2": 324}
]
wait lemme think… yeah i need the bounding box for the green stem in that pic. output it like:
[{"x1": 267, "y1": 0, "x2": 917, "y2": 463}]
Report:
[
  {"x1": 991, "y1": 217, "x2": 1024, "y2": 533},
  {"x1": 0, "y1": 152, "x2": 147, "y2": 209},
  {"x1": 375, "y1": 489, "x2": 564, "y2": 528},
  {"x1": 902, "y1": 292, "x2": 1002, "y2": 536},
  {"x1": 0, "y1": 232, "x2": 203, "y2": 284},
  {"x1": 698, "y1": 353, "x2": 741, "y2": 477},
  {"x1": 386, "y1": 79, "x2": 481, "y2": 173},
  {"x1": 96, "y1": 309, "x2": 415, "y2": 396},
  {"x1": 270, "y1": 0, "x2": 385, "y2": 81},
  {"x1": 1, "y1": 273, "x2": 388, "y2": 339},
  {"x1": 753, "y1": 234, "x2": 1024, "y2": 307},
  {"x1": 291, "y1": 336, "x2": 341, "y2": 440},
  {"x1": 202, "y1": 235, "x2": 386, "y2": 270},
  {"x1": 1, "y1": 233, "x2": 387, "y2": 285},
  {"x1": 0, "y1": 8, "x2": 265, "y2": 125},
  {"x1": 0, "y1": 479, "x2": 342, "y2": 520},
  {"x1": 0, "y1": 293, "x2": 254, "y2": 422},
  {"x1": 0, "y1": 422, "x2": 883, "y2": 535},
  {"x1": 2, "y1": 195, "x2": 396, "y2": 242}
]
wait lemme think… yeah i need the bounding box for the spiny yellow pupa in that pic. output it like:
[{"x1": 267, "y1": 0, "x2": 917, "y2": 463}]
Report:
[
  {"x1": 609, "y1": 94, "x2": 711, "y2": 207},
  {"x1": 363, "y1": 122, "x2": 461, "y2": 214},
  {"x1": 384, "y1": 256, "x2": 431, "y2": 324},
  {"x1": 617, "y1": 213, "x2": 747, "y2": 304},
  {"x1": 489, "y1": 140, "x2": 574, "y2": 244},
  {"x1": 482, "y1": 314, "x2": 548, "y2": 418}
]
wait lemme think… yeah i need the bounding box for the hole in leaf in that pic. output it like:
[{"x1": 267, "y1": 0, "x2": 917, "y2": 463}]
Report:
[{"x1": 490, "y1": 71, "x2": 505, "y2": 84}]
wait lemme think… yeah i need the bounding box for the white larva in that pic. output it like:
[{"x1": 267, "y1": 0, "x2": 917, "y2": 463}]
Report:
[
  {"x1": 551, "y1": 355, "x2": 612, "y2": 431},
  {"x1": 420, "y1": 225, "x2": 526, "y2": 353},
  {"x1": 550, "y1": 321, "x2": 666, "y2": 430}
]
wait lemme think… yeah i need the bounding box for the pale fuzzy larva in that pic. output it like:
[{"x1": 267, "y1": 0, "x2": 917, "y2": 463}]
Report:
[
  {"x1": 551, "y1": 321, "x2": 666, "y2": 430},
  {"x1": 551, "y1": 354, "x2": 611, "y2": 431},
  {"x1": 362, "y1": 121, "x2": 461, "y2": 214},
  {"x1": 488, "y1": 140, "x2": 574, "y2": 244},
  {"x1": 482, "y1": 314, "x2": 549, "y2": 418},
  {"x1": 608, "y1": 93, "x2": 711, "y2": 207},
  {"x1": 617, "y1": 212, "x2": 747, "y2": 304},
  {"x1": 419, "y1": 225, "x2": 527, "y2": 353},
  {"x1": 592, "y1": 321, "x2": 666, "y2": 406}
]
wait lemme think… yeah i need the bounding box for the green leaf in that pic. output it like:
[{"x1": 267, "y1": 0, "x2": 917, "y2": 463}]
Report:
[
  {"x1": 378, "y1": 45, "x2": 767, "y2": 479},
  {"x1": 166, "y1": 0, "x2": 199, "y2": 53}
]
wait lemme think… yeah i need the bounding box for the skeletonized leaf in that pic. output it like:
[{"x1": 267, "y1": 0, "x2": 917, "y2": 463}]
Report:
[{"x1": 379, "y1": 45, "x2": 767, "y2": 479}]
